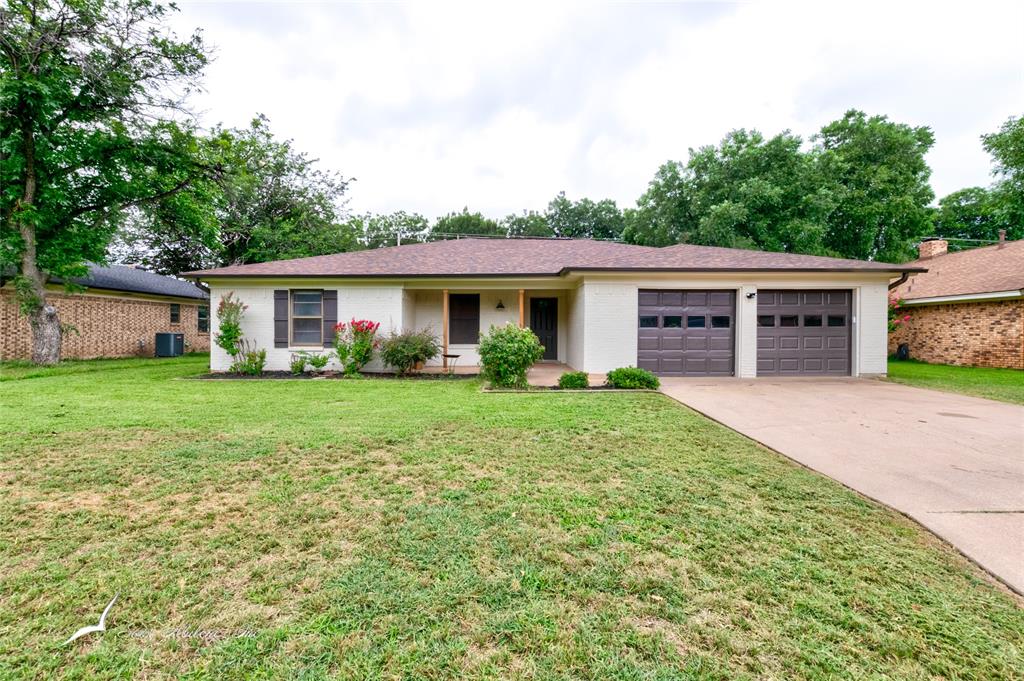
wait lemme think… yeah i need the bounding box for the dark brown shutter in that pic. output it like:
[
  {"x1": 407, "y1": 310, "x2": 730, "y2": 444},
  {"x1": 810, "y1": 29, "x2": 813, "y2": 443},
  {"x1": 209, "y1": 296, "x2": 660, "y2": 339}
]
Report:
[
  {"x1": 274, "y1": 290, "x2": 289, "y2": 348},
  {"x1": 322, "y1": 290, "x2": 337, "y2": 348}
]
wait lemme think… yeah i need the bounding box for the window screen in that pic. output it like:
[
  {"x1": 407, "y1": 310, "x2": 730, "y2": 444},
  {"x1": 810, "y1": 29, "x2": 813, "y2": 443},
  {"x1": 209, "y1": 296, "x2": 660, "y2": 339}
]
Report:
[
  {"x1": 198, "y1": 305, "x2": 209, "y2": 333},
  {"x1": 449, "y1": 294, "x2": 480, "y2": 344},
  {"x1": 291, "y1": 291, "x2": 323, "y2": 345},
  {"x1": 169, "y1": 304, "x2": 180, "y2": 324}
]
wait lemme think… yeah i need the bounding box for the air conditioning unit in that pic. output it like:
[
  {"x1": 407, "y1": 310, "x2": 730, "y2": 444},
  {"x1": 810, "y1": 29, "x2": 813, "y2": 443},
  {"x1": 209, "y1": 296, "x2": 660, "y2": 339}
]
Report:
[{"x1": 155, "y1": 332, "x2": 185, "y2": 357}]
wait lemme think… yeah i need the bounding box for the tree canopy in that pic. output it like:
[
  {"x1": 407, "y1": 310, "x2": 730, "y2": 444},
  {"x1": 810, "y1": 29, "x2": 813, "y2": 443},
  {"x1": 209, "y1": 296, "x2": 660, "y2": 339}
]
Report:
[
  {"x1": 623, "y1": 110, "x2": 936, "y2": 262},
  {"x1": 1, "y1": 0, "x2": 214, "y2": 363}
]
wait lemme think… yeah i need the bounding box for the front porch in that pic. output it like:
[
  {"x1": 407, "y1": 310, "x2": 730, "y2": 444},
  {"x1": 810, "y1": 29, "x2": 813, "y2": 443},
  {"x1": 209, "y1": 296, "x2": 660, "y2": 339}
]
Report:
[{"x1": 403, "y1": 285, "x2": 580, "y2": 370}]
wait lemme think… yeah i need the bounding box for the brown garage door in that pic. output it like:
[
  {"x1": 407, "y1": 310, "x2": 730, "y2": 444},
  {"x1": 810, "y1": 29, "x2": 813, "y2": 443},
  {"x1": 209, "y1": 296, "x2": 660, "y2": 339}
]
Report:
[
  {"x1": 757, "y1": 290, "x2": 851, "y2": 375},
  {"x1": 638, "y1": 290, "x2": 735, "y2": 376}
]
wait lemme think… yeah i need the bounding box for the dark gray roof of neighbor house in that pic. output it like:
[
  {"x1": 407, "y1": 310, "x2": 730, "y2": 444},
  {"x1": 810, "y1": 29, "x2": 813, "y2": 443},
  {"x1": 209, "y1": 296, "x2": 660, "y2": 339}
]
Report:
[
  {"x1": 56, "y1": 264, "x2": 209, "y2": 300},
  {"x1": 184, "y1": 238, "x2": 924, "y2": 279}
]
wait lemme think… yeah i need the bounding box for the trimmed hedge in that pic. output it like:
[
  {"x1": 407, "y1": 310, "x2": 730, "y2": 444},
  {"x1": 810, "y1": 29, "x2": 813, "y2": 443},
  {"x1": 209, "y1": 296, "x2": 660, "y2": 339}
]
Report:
[{"x1": 605, "y1": 366, "x2": 659, "y2": 389}]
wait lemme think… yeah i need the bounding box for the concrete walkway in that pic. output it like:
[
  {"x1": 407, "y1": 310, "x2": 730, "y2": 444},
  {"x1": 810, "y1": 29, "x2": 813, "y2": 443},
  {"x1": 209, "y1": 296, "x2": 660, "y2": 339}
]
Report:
[{"x1": 659, "y1": 377, "x2": 1024, "y2": 594}]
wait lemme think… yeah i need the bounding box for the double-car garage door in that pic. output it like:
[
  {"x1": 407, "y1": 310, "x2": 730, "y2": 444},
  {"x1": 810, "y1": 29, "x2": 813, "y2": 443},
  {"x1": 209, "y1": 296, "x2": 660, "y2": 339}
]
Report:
[{"x1": 637, "y1": 288, "x2": 852, "y2": 377}]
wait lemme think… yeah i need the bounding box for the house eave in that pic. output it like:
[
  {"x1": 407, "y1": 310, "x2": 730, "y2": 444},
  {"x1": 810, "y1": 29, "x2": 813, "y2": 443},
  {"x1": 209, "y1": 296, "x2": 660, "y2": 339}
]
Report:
[{"x1": 901, "y1": 289, "x2": 1024, "y2": 306}]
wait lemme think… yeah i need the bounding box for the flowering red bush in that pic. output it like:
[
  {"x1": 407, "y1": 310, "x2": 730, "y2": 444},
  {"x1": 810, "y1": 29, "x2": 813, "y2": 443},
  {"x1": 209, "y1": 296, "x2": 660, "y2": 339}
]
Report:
[
  {"x1": 333, "y1": 319, "x2": 380, "y2": 375},
  {"x1": 888, "y1": 296, "x2": 911, "y2": 333}
]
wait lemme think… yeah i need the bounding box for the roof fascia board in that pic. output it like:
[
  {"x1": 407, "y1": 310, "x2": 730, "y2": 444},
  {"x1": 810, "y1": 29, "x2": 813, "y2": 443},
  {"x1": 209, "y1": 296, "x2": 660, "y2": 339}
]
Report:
[{"x1": 901, "y1": 290, "x2": 1024, "y2": 306}]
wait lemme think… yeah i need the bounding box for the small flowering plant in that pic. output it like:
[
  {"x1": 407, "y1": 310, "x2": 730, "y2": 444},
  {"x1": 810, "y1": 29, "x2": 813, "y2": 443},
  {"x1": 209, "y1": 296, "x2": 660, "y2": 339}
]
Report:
[
  {"x1": 333, "y1": 319, "x2": 381, "y2": 375},
  {"x1": 888, "y1": 295, "x2": 911, "y2": 333}
]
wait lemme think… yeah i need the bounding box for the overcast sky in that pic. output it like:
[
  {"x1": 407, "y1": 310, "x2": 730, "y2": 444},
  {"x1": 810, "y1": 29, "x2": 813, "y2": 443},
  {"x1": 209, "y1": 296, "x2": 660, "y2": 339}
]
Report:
[{"x1": 171, "y1": 1, "x2": 1024, "y2": 220}]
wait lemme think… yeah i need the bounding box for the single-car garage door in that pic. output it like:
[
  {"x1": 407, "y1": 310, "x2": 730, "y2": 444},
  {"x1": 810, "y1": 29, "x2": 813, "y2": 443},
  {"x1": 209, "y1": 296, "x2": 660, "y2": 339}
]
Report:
[
  {"x1": 638, "y1": 290, "x2": 734, "y2": 376},
  {"x1": 757, "y1": 290, "x2": 851, "y2": 376}
]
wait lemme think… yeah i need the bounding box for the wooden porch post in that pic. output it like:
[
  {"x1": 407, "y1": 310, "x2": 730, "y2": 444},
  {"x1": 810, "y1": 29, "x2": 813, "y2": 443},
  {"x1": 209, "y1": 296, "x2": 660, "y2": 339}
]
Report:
[
  {"x1": 442, "y1": 289, "x2": 449, "y2": 368},
  {"x1": 518, "y1": 289, "x2": 525, "y2": 328}
]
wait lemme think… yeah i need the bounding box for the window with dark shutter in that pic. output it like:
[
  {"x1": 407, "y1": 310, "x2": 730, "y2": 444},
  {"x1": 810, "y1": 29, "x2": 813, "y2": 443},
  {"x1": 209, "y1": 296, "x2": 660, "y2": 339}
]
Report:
[
  {"x1": 291, "y1": 290, "x2": 323, "y2": 346},
  {"x1": 449, "y1": 294, "x2": 480, "y2": 344}
]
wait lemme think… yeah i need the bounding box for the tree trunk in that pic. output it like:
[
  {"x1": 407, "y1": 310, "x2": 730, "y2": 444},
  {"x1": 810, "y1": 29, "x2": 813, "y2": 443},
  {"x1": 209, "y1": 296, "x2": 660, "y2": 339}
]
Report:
[
  {"x1": 14, "y1": 113, "x2": 62, "y2": 364},
  {"x1": 29, "y1": 301, "x2": 62, "y2": 365}
]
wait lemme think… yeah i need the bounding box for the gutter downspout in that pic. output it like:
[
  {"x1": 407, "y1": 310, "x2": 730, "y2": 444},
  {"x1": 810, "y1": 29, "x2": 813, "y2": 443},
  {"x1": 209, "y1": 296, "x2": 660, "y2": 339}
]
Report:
[{"x1": 888, "y1": 272, "x2": 910, "y2": 291}]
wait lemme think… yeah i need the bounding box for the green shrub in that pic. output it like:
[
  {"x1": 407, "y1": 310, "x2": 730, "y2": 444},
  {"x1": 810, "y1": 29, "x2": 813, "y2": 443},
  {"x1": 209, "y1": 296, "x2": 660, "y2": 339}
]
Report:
[
  {"x1": 215, "y1": 292, "x2": 247, "y2": 358},
  {"x1": 557, "y1": 371, "x2": 589, "y2": 389},
  {"x1": 289, "y1": 353, "x2": 307, "y2": 375},
  {"x1": 605, "y1": 366, "x2": 659, "y2": 389},
  {"x1": 380, "y1": 328, "x2": 441, "y2": 375},
  {"x1": 231, "y1": 340, "x2": 266, "y2": 376},
  {"x1": 306, "y1": 352, "x2": 330, "y2": 372},
  {"x1": 478, "y1": 324, "x2": 545, "y2": 388}
]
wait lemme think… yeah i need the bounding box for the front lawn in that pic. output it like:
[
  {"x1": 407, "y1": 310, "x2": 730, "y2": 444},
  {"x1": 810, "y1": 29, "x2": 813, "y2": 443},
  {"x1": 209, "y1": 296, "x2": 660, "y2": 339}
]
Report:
[
  {"x1": 1, "y1": 355, "x2": 1021, "y2": 679},
  {"x1": 887, "y1": 359, "x2": 1024, "y2": 405}
]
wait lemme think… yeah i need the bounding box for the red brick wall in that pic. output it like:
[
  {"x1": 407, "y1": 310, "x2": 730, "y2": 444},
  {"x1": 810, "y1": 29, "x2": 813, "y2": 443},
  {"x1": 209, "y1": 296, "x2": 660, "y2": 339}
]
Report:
[
  {"x1": 888, "y1": 299, "x2": 1023, "y2": 369},
  {"x1": 0, "y1": 288, "x2": 210, "y2": 361}
]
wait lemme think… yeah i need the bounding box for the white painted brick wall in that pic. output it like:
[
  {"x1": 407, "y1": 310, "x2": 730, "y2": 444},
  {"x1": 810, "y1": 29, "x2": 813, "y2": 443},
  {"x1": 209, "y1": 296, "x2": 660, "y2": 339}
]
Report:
[
  {"x1": 857, "y1": 283, "x2": 889, "y2": 375},
  {"x1": 566, "y1": 286, "x2": 585, "y2": 370},
  {"x1": 581, "y1": 282, "x2": 639, "y2": 373},
  {"x1": 208, "y1": 285, "x2": 404, "y2": 372}
]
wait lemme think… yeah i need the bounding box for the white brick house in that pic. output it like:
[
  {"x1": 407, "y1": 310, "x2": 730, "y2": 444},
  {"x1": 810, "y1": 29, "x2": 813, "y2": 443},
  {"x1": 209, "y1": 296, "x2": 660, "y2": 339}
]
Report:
[{"x1": 186, "y1": 238, "x2": 922, "y2": 377}]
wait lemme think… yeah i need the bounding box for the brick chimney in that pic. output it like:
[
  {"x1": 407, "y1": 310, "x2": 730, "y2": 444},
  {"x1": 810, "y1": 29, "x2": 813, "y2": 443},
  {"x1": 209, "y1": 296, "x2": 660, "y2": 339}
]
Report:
[{"x1": 918, "y1": 238, "x2": 948, "y2": 259}]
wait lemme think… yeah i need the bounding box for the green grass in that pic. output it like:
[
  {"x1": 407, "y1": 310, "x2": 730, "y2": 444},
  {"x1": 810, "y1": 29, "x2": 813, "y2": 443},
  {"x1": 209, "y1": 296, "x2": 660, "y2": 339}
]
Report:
[
  {"x1": 1, "y1": 355, "x2": 1021, "y2": 679},
  {"x1": 887, "y1": 359, "x2": 1024, "y2": 405}
]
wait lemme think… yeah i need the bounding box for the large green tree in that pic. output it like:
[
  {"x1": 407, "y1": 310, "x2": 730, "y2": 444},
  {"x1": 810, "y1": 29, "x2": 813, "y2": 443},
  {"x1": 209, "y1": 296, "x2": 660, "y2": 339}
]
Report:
[
  {"x1": 981, "y1": 114, "x2": 1024, "y2": 233},
  {"x1": 431, "y1": 208, "x2": 502, "y2": 238},
  {"x1": 1, "y1": 0, "x2": 214, "y2": 363},
  {"x1": 356, "y1": 210, "x2": 429, "y2": 249},
  {"x1": 545, "y1": 192, "x2": 625, "y2": 240},
  {"x1": 815, "y1": 110, "x2": 935, "y2": 262},
  {"x1": 113, "y1": 115, "x2": 355, "y2": 273},
  {"x1": 502, "y1": 210, "x2": 551, "y2": 237},
  {"x1": 624, "y1": 130, "x2": 832, "y2": 253}
]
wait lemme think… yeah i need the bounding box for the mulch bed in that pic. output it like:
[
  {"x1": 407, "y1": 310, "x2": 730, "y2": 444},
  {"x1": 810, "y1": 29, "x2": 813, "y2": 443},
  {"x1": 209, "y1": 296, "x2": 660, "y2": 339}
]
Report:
[{"x1": 191, "y1": 371, "x2": 479, "y2": 381}]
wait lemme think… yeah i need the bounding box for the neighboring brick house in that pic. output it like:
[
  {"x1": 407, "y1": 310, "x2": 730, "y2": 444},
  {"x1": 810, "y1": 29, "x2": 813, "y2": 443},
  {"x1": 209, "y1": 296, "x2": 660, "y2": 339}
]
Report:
[
  {"x1": 889, "y1": 235, "x2": 1024, "y2": 369},
  {"x1": 1, "y1": 264, "x2": 210, "y2": 361}
]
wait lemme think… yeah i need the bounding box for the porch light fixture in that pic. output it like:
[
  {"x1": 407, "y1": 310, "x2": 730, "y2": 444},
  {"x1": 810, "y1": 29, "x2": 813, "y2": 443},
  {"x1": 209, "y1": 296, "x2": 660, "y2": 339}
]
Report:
[
  {"x1": 496, "y1": 300, "x2": 505, "y2": 310},
  {"x1": 746, "y1": 292, "x2": 757, "y2": 299}
]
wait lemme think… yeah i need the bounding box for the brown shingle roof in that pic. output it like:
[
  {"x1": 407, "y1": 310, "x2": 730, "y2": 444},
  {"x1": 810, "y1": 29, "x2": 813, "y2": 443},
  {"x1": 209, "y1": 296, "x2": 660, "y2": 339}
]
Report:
[
  {"x1": 891, "y1": 239, "x2": 1024, "y2": 301},
  {"x1": 579, "y1": 242, "x2": 921, "y2": 272},
  {"x1": 185, "y1": 237, "x2": 923, "y2": 279}
]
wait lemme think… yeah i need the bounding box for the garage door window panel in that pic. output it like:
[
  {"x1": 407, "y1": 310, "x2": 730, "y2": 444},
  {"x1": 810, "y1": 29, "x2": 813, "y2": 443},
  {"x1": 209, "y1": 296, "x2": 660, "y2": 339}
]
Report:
[
  {"x1": 686, "y1": 315, "x2": 706, "y2": 328},
  {"x1": 780, "y1": 315, "x2": 799, "y2": 327},
  {"x1": 663, "y1": 315, "x2": 682, "y2": 328},
  {"x1": 639, "y1": 315, "x2": 658, "y2": 328},
  {"x1": 803, "y1": 315, "x2": 822, "y2": 327}
]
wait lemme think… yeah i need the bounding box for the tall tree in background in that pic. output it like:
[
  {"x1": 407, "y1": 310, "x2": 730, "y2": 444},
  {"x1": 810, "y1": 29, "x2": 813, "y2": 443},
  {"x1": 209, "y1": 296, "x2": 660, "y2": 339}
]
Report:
[
  {"x1": 502, "y1": 210, "x2": 551, "y2": 237},
  {"x1": 815, "y1": 110, "x2": 935, "y2": 262},
  {"x1": 1, "y1": 0, "x2": 214, "y2": 364},
  {"x1": 113, "y1": 115, "x2": 354, "y2": 273},
  {"x1": 623, "y1": 130, "x2": 831, "y2": 253},
  {"x1": 545, "y1": 192, "x2": 625, "y2": 239},
  {"x1": 356, "y1": 210, "x2": 429, "y2": 248},
  {"x1": 431, "y1": 208, "x2": 502, "y2": 238},
  {"x1": 981, "y1": 114, "x2": 1024, "y2": 236}
]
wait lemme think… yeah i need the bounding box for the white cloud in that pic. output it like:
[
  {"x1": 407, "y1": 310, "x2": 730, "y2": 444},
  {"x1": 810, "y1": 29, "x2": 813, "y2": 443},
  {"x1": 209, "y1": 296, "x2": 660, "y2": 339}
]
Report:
[{"x1": 172, "y1": 0, "x2": 1024, "y2": 219}]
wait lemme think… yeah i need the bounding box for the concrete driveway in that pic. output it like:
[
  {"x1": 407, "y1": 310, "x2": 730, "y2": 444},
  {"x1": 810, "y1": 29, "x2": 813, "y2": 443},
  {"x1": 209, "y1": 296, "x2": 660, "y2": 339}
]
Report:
[{"x1": 659, "y1": 377, "x2": 1024, "y2": 594}]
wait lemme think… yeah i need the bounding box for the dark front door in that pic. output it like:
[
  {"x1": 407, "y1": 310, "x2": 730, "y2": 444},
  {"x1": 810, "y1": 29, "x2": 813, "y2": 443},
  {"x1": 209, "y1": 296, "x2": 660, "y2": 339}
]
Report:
[
  {"x1": 757, "y1": 289, "x2": 852, "y2": 375},
  {"x1": 638, "y1": 290, "x2": 735, "y2": 376},
  {"x1": 530, "y1": 297, "x2": 558, "y2": 360}
]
